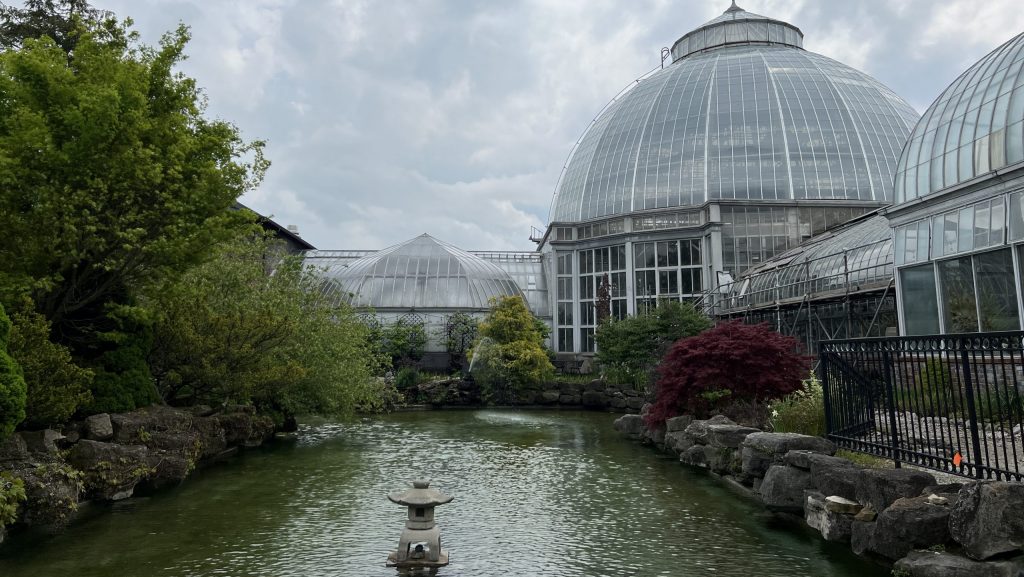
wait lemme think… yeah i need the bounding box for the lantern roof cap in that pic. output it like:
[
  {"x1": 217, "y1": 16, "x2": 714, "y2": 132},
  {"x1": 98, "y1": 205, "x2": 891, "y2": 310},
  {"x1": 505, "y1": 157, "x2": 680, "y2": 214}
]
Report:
[{"x1": 388, "y1": 479, "x2": 454, "y2": 507}]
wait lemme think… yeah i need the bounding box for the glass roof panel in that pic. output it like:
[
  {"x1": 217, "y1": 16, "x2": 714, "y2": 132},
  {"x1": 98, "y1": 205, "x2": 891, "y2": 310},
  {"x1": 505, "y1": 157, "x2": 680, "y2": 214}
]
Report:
[
  {"x1": 894, "y1": 32, "x2": 1024, "y2": 204},
  {"x1": 311, "y1": 234, "x2": 523, "y2": 310},
  {"x1": 551, "y1": 20, "x2": 918, "y2": 224}
]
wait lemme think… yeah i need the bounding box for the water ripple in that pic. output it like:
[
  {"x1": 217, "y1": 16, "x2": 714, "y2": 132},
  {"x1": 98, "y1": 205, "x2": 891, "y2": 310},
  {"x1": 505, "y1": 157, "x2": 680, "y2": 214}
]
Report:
[{"x1": 0, "y1": 410, "x2": 883, "y2": 577}]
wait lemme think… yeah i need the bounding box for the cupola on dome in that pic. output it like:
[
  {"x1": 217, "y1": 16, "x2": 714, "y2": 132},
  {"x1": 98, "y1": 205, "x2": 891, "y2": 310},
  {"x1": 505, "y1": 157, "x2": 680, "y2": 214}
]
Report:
[{"x1": 549, "y1": 3, "x2": 920, "y2": 224}]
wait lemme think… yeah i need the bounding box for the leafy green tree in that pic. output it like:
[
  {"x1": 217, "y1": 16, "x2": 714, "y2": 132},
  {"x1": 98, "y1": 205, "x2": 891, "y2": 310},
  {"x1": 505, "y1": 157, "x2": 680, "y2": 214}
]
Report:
[
  {"x1": 148, "y1": 233, "x2": 385, "y2": 422},
  {"x1": 381, "y1": 319, "x2": 427, "y2": 369},
  {"x1": 595, "y1": 300, "x2": 711, "y2": 389},
  {"x1": 0, "y1": 19, "x2": 264, "y2": 351},
  {"x1": 7, "y1": 305, "x2": 92, "y2": 427},
  {"x1": 470, "y1": 296, "x2": 553, "y2": 402},
  {"x1": 0, "y1": 303, "x2": 27, "y2": 439},
  {"x1": 86, "y1": 309, "x2": 160, "y2": 414},
  {"x1": 444, "y1": 312, "x2": 478, "y2": 371},
  {"x1": 0, "y1": 0, "x2": 112, "y2": 53}
]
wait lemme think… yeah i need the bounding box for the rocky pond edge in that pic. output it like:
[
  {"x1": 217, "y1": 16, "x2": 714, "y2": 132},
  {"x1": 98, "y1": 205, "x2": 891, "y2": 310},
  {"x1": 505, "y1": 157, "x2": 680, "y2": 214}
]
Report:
[
  {"x1": 614, "y1": 410, "x2": 1024, "y2": 577},
  {"x1": 0, "y1": 405, "x2": 277, "y2": 546}
]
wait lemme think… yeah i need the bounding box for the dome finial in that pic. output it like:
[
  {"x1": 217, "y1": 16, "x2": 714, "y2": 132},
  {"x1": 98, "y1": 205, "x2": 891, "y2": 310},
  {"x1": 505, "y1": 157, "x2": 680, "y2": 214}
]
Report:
[{"x1": 726, "y1": 0, "x2": 743, "y2": 13}]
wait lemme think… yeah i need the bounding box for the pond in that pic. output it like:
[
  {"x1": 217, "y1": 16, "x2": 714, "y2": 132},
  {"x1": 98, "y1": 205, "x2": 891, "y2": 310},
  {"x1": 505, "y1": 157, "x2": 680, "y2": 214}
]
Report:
[{"x1": 0, "y1": 410, "x2": 885, "y2": 577}]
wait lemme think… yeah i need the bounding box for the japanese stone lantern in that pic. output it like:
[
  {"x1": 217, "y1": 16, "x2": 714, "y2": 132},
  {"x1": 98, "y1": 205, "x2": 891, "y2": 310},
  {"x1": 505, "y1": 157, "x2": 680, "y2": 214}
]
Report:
[{"x1": 386, "y1": 479, "x2": 453, "y2": 568}]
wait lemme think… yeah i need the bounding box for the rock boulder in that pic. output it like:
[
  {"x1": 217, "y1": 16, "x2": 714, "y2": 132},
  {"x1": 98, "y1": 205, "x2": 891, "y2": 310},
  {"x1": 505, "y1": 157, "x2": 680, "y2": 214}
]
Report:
[
  {"x1": 760, "y1": 465, "x2": 813, "y2": 513},
  {"x1": 84, "y1": 413, "x2": 114, "y2": 441},
  {"x1": 856, "y1": 468, "x2": 936, "y2": 513},
  {"x1": 949, "y1": 482, "x2": 1024, "y2": 561},
  {"x1": 66, "y1": 440, "x2": 151, "y2": 501},
  {"x1": 893, "y1": 551, "x2": 1024, "y2": 577},
  {"x1": 613, "y1": 415, "x2": 645, "y2": 439},
  {"x1": 870, "y1": 494, "x2": 952, "y2": 560},
  {"x1": 741, "y1": 433, "x2": 836, "y2": 479}
]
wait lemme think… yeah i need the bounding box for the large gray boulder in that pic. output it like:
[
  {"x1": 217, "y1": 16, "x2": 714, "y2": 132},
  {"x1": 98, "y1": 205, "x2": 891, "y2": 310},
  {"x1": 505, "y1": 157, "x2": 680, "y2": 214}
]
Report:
[
  {"x1": 580, "y1": 390, "x2": 606, "y2": 409},
  {"x1": 110, "y1": 406, "x2": 194, "y2": 444},
  {"x1": 741, "y1": 433, "x2": 836, "y2": 479},
  {"x1": 15, "y1": 464, "x2": 83, "y2": 532},
  {"x1": 760, "y1": 465, "x2": 813, "y2": 513},
  {"x1": 18, "y1": 430, "x2": 63, "y2": 455},
  {"x1": 850, "y1": 520, "x2": 875, "y2": 556},
  {"x1": 870, "y1": 494, "x2": 952, "y2": 560},
  {"x1": 663, "y1": 431, "x2": 692, "y2": 454},
  {"x1": 949, "y1": 482, "x2": 1024, "y2": 561},
  {"x1": 680, "y1": 445, "x2": 707, "y2": 468},
  {"x1": 641, "y1": 423, "x2": 666, "y2": 447},
  {"x1": 665, "y1": 415, "x2": 694, "y2": 433},
  {"x1": 705, "y1": 446, "x2": 742, "y2": 476},
  {"x1": 66, "y1": 440, "x2": 151, "y2": 501},
  {"x1": 613, "y1": 414, "x2": 644, "y2": 440},
  {"x1": 805, "y1": 492, "x2": 853, "y2": 542},
  {"x1": 706, "y1": 425, "x2": 760, "y2": 449},
  {"x1": 84, "y1": 413, "x2": 114, "y2": 441},
  {"x1": 856, "y1": 468, "x2": 936, "y2": 513},
  {"x1": 893, "y1": 551, "x2": 1024, "y2": 577},
  {"x1": 0, "y1": 433, "x2": 28, "y2": 462},
  {"x1": 682, "y1": 415, "x2": 736, "y2": 446},
  {"x1": 804, "y1": 453, "x2": 860, "y2": 501}
]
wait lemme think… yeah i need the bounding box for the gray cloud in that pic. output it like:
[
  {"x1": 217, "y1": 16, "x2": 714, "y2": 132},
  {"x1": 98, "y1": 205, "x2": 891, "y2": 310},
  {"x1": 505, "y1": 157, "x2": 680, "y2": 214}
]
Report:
[{"x1": 96, "y1": 0, "x2": 1024, "y2": 250}]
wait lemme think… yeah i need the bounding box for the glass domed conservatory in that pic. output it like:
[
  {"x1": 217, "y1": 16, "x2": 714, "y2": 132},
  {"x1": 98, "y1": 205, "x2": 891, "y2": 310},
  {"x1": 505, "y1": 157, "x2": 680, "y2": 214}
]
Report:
[
  {"x1": 540, "y1": 2, "x2": 919, "y2": 353},
  {"x1": 888, "y1": 30, "x2": 1024, "y2": 335},
  {"x1": 309, "y1": 234, "x2": 548, "y2": 362}
]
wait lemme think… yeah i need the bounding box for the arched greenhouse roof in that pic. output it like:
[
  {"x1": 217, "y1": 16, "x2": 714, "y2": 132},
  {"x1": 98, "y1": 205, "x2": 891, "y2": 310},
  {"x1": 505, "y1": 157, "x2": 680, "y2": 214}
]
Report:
[
  {"x1": 724, "y1": 213, "x2": 894, "y2": 310},
  {"x1": 894, "y1": 31, "x2": 1024, "y2": 204},
  {"x1": 548, "y1": 3, "x2": 919, "y2": 224},
  {"x1": 312, "y1": 234, "x2": 524, "y2": 310}
]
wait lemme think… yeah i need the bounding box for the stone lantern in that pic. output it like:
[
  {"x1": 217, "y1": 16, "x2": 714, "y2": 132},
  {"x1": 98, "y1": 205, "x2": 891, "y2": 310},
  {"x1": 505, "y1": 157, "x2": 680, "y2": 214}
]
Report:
[{"x1": 386, "y1": 479, "x2": 453, "y2": 568}]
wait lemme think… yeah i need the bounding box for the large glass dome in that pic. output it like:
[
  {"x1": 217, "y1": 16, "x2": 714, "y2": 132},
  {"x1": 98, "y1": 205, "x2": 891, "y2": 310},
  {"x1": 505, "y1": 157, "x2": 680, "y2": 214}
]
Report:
[
  {"x1": 549, "y1": 3, "x2": 920, "y2": 223},
  {"x1": 316, "y1": 234, "x2": 523, "y2": 310},
  {"x1": 894, "y1": 32, "x2": 1024, "y2": 205}
]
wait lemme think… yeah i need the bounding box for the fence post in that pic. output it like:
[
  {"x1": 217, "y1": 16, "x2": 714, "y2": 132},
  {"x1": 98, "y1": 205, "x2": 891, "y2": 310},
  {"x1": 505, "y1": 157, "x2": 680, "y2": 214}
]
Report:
[
  {"x1": 819, "y1": 350, "x2": 833, "y2": 437},
  {"x1": 960, "y1": 350, "x2": 985, "y2": 480},
  {"x1": 881, "y1": 349, "x2": 901, "y2": 468}
]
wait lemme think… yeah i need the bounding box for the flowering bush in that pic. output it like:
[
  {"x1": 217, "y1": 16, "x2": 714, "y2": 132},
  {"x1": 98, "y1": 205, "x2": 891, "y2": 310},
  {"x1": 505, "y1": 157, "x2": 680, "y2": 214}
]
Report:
[
  {"x1": 769, "y1": 371, "x2": 826, "y2": 437},
  {"x1": 646, "y1": 321, "x2": 808, "y2": 426}
]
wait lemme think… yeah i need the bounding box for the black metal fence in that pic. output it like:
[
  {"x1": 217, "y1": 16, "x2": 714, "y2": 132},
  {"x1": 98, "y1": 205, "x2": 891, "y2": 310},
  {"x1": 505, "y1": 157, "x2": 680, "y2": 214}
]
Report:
[{"x1": 820, "y1": 332, "x2": 1024, "y2": 482}]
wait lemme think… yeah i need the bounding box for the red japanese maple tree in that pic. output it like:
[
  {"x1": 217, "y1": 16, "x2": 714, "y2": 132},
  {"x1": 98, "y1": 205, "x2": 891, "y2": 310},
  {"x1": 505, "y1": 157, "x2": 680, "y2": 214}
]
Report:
[{"x1": 645, "y1": 321, "x2": 809, "y2": 426}]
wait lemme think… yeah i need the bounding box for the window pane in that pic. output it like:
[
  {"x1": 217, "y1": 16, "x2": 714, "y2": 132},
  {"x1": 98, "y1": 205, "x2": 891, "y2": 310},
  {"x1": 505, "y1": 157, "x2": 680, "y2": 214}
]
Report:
[
  {"x1": 975, "y1": 249, "x2": 1020, "y2": 331},
  {"x1": 958, "y1": 206, "x2": 975, "y2": 253},
  {"x1": 1010, "y1": 192, "x2": 1024, "y2": 242},
  {"x1": 901, "y1": 264, "x2": 940, "y2": 335},
  {"x1": 939, "y1": 256, "x2": 978, "y2": 333}
]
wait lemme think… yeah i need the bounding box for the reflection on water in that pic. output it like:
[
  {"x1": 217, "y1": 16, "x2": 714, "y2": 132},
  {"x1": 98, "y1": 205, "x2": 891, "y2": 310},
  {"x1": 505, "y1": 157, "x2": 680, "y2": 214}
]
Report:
[{"x1": 0, "y1": 410, "x2": 885, "y2": 577}]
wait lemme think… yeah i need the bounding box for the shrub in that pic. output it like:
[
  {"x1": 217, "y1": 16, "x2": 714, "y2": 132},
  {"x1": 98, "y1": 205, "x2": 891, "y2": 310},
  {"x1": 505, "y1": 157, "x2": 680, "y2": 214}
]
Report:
[
  {"x1": 382, "y1": 319, "x2": 427, "y2": 368},
  {"x1": 769, "y1": 371, "x2": 826, "y2": 437},
  {"x1": 595, "y1": 301, "x2": 710, "y2": 390},
  {"x1": 444, "y1": 312, "x2": 478, "y2": 372},
  {"x1": 899, "y1": 358, "x2": 957, "y2": 418},
  {"x1": 647, "y1": 321, "x2": 808, "y2": 426},
  {"x1": 7, "y1": 307, "x2": 93, "y2": 428},
  {"x1": 0, "y1": 471, "x2": 25, "y2": 530},
  {"x1": 0, "y1": 303, "x2": 26, "y2": 439},
  {"x1": 87, "y1": 321, "x2": 160, "y2": 415},
  {"x1": 148, "y1": 234, "x2": 386, "y2": 421},
  {"x1": 469, "y1": 296, "x2": 553, "y2": 403},
  {"x1": 395, "y1": 366, "x2": 420, "y2": 391}
]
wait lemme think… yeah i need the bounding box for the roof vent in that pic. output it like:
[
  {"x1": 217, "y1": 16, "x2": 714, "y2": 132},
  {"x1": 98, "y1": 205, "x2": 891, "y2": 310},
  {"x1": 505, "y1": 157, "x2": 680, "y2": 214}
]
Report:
[{"x1": 287, "y1": 224, "x2": 300, "y2": 236}]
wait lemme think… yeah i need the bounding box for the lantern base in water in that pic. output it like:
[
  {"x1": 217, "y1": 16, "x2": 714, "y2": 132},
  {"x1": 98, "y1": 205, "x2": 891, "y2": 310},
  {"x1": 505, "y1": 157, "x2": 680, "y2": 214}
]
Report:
[{"x1": 386, "y1": 550, "x2": 449, "y2": 569}]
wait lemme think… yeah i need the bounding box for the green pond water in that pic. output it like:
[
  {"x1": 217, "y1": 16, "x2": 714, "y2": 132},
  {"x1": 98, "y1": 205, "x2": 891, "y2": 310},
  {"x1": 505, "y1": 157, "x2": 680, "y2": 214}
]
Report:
[{"x1": 0, "y1": 410, "x2": 886, "y2": 577}]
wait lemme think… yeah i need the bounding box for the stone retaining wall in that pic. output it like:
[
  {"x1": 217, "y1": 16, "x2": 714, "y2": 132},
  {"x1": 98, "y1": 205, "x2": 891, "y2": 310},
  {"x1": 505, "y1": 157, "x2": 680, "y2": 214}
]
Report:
[
  {"x1": 414, "y1": 378, "x2": 646, "y2": 412},
  {"x1": 0, "y1": 405, "x2": 275, "y2": 545},
  {"x1": 614, "y1": 409, "x2": 1024, "y2": 576}
]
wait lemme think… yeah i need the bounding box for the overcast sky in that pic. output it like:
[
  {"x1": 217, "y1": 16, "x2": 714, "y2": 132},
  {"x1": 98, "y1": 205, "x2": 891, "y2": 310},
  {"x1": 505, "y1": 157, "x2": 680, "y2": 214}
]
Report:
[{"x1": 94, "y1": 0, "x2": 1024, "y2": 251}]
